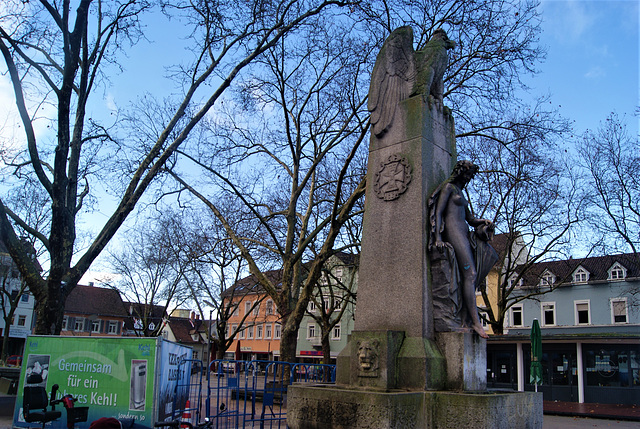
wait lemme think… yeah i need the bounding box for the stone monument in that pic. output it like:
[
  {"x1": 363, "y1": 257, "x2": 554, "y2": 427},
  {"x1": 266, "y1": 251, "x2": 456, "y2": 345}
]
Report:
[{"x1": 288, "y1": 27, "x2": 542, "y2": 428}]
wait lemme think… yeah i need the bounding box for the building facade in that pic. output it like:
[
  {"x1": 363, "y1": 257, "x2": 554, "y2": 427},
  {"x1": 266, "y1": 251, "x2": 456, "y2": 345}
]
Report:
[
  {"x1": 60, "y1": 284, "x2": 130, "y2": 336},
  {"x1": 222, "y1": 271, "x2": 283, "y2": 361},
  {"x1": 0, "y1": 240, "x2": 38, "y2": 357},
  {"x1": 486, "y1": 253, "x2": 640, "y2": 405},
  {"x1": 296, "y1": 253, "x2": 358, "y2": 363}
]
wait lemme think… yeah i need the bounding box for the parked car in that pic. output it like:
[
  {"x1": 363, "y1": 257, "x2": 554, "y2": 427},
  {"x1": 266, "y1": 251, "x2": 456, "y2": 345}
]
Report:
[{"x1": 6, "y1": 355, "x2": 22, "y2": 367}]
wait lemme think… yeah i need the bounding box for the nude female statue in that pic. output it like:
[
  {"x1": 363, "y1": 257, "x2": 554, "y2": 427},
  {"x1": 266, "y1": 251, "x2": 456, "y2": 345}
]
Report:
[{"x1": 429, "y1": 160, "x2": 496, "y2": 339}]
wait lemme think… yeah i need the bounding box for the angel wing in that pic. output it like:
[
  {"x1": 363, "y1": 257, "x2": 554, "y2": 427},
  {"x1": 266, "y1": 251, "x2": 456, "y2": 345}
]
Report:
[{"x1": 368, "y1": 26, "x2": 416, "y2": 137}]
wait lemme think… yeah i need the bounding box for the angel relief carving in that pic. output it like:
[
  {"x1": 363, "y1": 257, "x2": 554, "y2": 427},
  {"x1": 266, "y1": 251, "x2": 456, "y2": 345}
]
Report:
[{"x1": 368, "y1": 27, "x2": 456, "y2": 137}]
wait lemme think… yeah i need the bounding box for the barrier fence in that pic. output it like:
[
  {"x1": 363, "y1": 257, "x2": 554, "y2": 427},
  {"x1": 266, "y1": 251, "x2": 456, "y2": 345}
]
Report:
[{"x1": 171, "y1": 359, "x2": 336, "y2": 428}]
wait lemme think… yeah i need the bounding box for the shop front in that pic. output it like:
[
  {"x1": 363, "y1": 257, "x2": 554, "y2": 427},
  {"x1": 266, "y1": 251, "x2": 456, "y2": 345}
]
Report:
[{"x1": 488, "y1": 333, "x2": 640, "y2": 405}]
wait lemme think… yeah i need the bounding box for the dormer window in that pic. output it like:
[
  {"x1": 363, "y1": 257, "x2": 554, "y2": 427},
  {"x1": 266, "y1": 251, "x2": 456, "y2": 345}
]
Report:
[
  {"x1": 508, "y1": 275, "x2": 523, "y2": 289},
  {"x1": 538, "y1": 270, "x2": 555, "y2": 287},
  {"x1": 608, "y1": 263, "x2": 626, "y2": 281},
  {"x1": 573, "y1": 267, "x2": 589, "y2": 284}
]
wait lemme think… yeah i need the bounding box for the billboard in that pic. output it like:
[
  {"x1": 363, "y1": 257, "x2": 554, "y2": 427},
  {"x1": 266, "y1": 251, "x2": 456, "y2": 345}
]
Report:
[
  {"x1": 14, "y1": 336, "x2": 158, "y2": 428},
  {"x1": 155, "y1": 340, "x2": 193, "y2": 422}
]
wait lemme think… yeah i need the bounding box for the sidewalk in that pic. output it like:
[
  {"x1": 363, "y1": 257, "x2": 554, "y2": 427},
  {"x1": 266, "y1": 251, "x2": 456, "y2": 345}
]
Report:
[{"x1": 544, "y1": 400, "x2": 640, "y2": 421}]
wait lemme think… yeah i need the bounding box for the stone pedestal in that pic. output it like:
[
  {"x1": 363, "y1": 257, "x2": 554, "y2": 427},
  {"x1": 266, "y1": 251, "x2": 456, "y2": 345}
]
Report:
[
  {"x1": 435, "y1": 332, "x2": 486, "y2": 391},
  {"x1": 336, "y1": 330, "x2": 446, "y2": 391},
  {"x1": 287, "y1": 385, "x2": 543, "y2": 429}
]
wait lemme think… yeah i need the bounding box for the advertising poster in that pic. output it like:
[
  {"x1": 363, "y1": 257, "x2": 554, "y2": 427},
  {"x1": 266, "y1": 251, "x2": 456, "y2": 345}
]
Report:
[
  {"x1": 13, "y1": 336, "x2": 157, "y2": 428},
  {"x1": 155, "y1": 341, "x2": 193, "y2": 422}
]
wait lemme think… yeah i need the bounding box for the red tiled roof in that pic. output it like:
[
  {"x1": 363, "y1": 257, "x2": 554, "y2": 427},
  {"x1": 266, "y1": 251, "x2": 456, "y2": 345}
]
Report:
[
  {"x1": 168, "y1": 317, "x2": 204, "y2": 344},
  {"x1": 64, "y1": 285, "x2": 128, "y2": 317}
]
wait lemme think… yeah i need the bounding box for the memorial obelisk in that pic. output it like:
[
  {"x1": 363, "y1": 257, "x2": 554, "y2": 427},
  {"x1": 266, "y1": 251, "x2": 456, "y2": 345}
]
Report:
[{"x1": 288, "y1": 27, "x2": 542, "y2": 429}]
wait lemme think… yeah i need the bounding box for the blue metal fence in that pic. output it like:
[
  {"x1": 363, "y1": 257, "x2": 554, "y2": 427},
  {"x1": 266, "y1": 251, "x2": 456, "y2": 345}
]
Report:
[{"x1": 171, "y1": 359, "x2": 335, "y2": 429}]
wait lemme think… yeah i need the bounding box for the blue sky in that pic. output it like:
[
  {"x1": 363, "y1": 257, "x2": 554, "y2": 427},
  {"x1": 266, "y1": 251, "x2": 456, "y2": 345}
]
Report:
[
  {"x1": 0, "y1": 1, "x2": 638, "y2": 282},
  {"x1": 2, "y1": 1, "x2": 638, "y2": 146},
  {"x1": 528, "y1": 0, "x2": 639, "y2": 136}
]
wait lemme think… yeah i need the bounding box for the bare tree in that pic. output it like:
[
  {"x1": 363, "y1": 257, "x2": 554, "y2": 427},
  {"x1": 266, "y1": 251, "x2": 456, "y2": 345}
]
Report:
[
  {"x1": 0, "y1": 252, "x2": 28, "y2": 361},
  {"x1": 306, "y1": 254, "x2": 357, "y2": 365},
  {"x1": 579, "y1": 112, "x2": 639, "y2": 254},
  {"x1": 461, "y1": 125, "x2": 587, "y2": 334},
  {"x1": 102, "y1": 215, "x2": 191, "y2": 336},
  {"x1": 166, "y1": 10, "x2": 370, "y2": 363},
  {"x1": 160, "y1": 0, "x2": 575, "y2": 360},
  {"x1": 0, "y1": 0, "x2": 355, "y2": 334},
  {"x1": 156, "y1": 207, "x2": 258, "y2": 360}
]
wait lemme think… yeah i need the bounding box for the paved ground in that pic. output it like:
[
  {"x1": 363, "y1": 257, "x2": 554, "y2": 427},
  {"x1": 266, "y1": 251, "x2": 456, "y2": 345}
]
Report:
[{"x1": 543, "y1": 415, "x2": 640, "y2": 428}]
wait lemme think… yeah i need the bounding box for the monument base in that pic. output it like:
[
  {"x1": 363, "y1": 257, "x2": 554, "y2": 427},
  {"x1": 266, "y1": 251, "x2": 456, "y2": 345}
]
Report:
[
  {"x1": 287, "y1": 385, "x2": 542, "y2": 429},
  {"x1": 435, "y1": 331, "x2": 486, "y2": 391},
  {"x1": 336, "y1": 331, "x2": 446, "y2": 390}
]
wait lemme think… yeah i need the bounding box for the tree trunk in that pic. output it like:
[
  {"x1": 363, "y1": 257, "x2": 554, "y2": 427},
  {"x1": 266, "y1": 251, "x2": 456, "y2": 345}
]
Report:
[
  {"x1": 1, "y1": 310, "x2": 15, "y2": 361},
  {"x1": 321, "y1": 334, "x2": 331, "y2": 382},
  {"x1": 491, "y1": 321, "x2": 504, "y2": 335},
  {"x1": 33, "y1": 282, "x2": 66, "y2": 334},
  {"x1": 321, "y1": 334, "x2": 331, "y2": 365},
  {"x1": 279, "y1": 323, "x2": 299, "y2": 363},
  {"x1": 216, "y1": 347, "x2": 226, "y2": 360}
]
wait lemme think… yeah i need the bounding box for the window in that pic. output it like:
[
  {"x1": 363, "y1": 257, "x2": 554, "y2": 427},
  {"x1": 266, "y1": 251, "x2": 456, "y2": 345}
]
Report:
[
  {"x1": 265, "y1": 324, "x2": 272, "y2": 339},
  {"x1": 508, "y1": 276, "x2": 523, "y2": 289},
  {"x1": 611, "y1": 298, "x2": 628, "y2": 324},
  {"x1": 21, "y1": 293, "x2": 29, "y2": 303},
  {"x1": 245, "y1": 301, "x2": 252, "y2": 315},
  {"x1": 608, "y1": 263, "x2": 626, "y2": 281},
  {"x1": 573, "y1": 267, "x2": 589, "y2": 283},
  {"x1": 256, "y1": 324, "x2": 263, "y2": 339},
  {"x1": 232, "y1": 303, "x2": 240, "y2": 316},
  {"x1": 247, "y1": 325, "x2": 254, "y2": 339},
  {"x1": 334, "y1": 267, "x2": 343, "y2": 282},
  {"x1": 542, "y1": 303, "x2": 555, "y2": 326},
  {"x1": 539, "y1": 271, "x2": 555, "y2": 287},
  {"x1": 62, "y1": 316, "x2": 68, "y2": 331},
  {"x1": 17, "y1": 315, "x2": 26, "y2": 327},
  {"x1": 266, "y1": 300, "x2": 274, "y2": 315},
  {"x1": 108, "y1": 321, "x2": 118, "y2": 334},
  {"x1": 510, "y1": 305, "x2": 523, "y2": 327},
  {"x1": 232, "y1": 324, "x2": 240, "y2": 338},
  {"x1": 307, "y1": 324, "x2": 316, "y2": 339},
  {"x1": 193, "y1": 351, "x2": 198, "y2": 360},
  {"x1": 332, "y1": 324, "x2": 341, "y2": 340},
  {"x1": 274, "y1": 323, "x2": 281, "y2": 339},
  {"x1": 91, "y1": 320, "x2": 101, "y2": 333},
  {"x1": 308, "y1": 301, "x2": 316, "y2": 313},
  {"x1": 74, "y1": 318, "x2": 85, "y2": 331},
  {"x1": 253, "y1": 303, "x2": 260, "y2": 316},
  {"x1": 479, "y1": 311, "x2": 488, "y2": 328},
  {"x1": 575, "y1": 300, "x2": 590, "y2": 325}
]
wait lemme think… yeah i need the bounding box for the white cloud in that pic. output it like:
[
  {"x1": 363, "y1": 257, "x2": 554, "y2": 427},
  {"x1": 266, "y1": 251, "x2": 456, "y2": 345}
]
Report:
[
  {"x1": 584, "y1": 66, "x2": 605, "y2": 79},
  {"x1": 105, "y1": 92, "x2": 118, "y2": 113}
]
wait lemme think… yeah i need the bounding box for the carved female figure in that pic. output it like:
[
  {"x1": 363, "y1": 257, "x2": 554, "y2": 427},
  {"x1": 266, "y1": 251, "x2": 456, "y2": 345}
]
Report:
[{"x1": 429, "y1": 161, "x2": 496, "y2": 338}]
